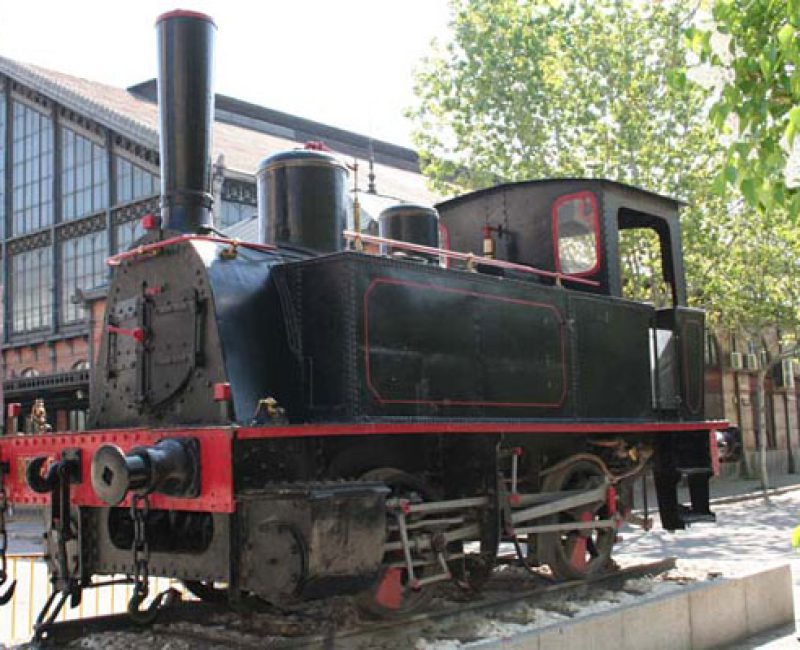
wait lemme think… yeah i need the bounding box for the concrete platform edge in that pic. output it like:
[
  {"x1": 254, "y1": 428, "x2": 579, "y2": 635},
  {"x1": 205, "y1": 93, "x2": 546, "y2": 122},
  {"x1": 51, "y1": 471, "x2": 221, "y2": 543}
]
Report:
[{"x1": 469, "y1": 564, "x2": 795, "y2": 649}]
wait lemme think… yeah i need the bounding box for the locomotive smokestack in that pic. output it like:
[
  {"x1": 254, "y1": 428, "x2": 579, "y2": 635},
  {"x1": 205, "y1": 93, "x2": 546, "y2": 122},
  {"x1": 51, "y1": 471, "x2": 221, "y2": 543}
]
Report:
[{"x1": 156, "y1": 10, "x2": 216, "y2": 234}]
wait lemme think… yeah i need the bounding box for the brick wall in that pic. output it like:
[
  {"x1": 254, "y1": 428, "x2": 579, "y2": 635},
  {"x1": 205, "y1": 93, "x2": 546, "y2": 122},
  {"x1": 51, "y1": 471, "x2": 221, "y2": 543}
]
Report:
[{"x1": 3, "y1": 337, "x2": 90, "y2": 379}]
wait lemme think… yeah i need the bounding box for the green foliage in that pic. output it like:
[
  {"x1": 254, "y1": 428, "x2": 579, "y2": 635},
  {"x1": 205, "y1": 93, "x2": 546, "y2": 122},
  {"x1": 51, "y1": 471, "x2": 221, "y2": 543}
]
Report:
[
  {"x1": 409, "y1": 0, "x2": 800, "y2": 335},
  {"x1": 693, "y1": 0, "x2": 800, "y2": 215},
  {"x1": 411, "y1": 0, "x2": 712, "y2": 194}
]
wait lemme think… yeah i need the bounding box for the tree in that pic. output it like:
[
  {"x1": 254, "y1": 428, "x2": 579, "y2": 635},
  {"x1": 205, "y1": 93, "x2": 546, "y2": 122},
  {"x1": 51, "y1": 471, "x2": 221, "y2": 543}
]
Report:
[
  {"x1": 410, "y1": 0, "x2": 736, "y2": 313},
  {"x1": 410, "y1": 0, "x2": 800, "y2": 323},
  {"x1": 690, "y1": 1, "x2": 800, "y2": 484},
  {"x1": 412, "y1": 1, "x2": 715, "y2": 192},
  {"x1": 691, "y1": 0, "x2": 800, "y2": 214},
  {"x1": 411, "y1": 0, "x2": 800, "y2": 482}
]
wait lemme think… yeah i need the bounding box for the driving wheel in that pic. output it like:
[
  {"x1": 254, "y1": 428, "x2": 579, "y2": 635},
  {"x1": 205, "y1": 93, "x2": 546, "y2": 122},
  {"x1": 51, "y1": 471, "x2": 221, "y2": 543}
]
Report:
[{"x1": 537, "y1": 459, "x2": 616, "y2": 580}]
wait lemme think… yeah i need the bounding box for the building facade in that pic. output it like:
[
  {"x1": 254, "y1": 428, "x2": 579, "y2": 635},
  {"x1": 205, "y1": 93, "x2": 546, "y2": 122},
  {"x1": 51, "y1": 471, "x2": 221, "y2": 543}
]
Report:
[
  {"x1": 0, "y1": 57, "x2": 438, "y2": 432},
  {"x1": 705, "y1": 331, "x2": 800, "y2": 478}
]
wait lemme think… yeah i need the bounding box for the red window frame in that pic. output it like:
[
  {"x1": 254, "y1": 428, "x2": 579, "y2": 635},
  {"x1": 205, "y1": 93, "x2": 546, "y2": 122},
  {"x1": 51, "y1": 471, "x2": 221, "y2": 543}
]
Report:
[
  {"x1": 552, "y1": 191, "x2": 601, "y2": 278},
  {"x1": 438, "y1": 221, "x2": 451, "y2": 269}
]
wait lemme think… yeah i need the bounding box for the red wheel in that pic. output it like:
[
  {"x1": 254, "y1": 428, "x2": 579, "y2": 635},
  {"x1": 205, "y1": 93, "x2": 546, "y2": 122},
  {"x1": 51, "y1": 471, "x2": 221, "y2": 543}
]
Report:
[
  {"x1": 537, "y1": 459, "x2": 616, "y2": 580},
  {"x1": 356, "y1": 468, "x2": 436, "y2": 618}
]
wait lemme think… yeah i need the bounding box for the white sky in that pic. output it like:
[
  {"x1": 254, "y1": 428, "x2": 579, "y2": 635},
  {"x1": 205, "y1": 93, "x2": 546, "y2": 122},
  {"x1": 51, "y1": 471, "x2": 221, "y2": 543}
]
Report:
[{"x1": 0, "y1": 0, "x2": 452, "y2": 148}]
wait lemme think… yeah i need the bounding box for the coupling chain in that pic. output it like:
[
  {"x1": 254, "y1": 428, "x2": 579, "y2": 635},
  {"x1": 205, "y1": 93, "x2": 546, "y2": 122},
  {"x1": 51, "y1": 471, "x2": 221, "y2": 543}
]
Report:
[{"x1": 130, "y1": 493, "x2": 150, "y2": 599}]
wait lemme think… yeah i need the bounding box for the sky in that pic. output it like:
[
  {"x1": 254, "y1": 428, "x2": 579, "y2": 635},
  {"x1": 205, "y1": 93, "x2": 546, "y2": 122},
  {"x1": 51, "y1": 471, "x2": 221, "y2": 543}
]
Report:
[{"x1": 0, "y1": 0, "x2": 452, "y2": 148}]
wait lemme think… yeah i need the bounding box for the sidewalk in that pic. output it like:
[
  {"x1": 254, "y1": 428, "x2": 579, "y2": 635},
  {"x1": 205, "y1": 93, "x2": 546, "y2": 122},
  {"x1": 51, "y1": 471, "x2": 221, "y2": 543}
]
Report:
[
  {"x1": 634, "y1": 466, "x2": 800, "y2": 513},
  {"x1": 638, "y1": 467, "x2": 800, "y2": 649},
  {"x1": 705, "y1": 469, "x2": 800, "y2": 502}
]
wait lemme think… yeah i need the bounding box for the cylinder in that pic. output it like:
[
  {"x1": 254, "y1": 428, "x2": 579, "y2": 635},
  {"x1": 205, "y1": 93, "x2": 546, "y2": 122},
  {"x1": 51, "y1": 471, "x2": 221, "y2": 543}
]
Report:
[
  {"x1": 256, "y1": 149, "x2": 350, "y2": 253},
  {"x1": 156, "y1": 10, "x2": 216, "y2": 234},
  {"x1": 378, "y1": 204, "x2": 439, "y2": 259}
]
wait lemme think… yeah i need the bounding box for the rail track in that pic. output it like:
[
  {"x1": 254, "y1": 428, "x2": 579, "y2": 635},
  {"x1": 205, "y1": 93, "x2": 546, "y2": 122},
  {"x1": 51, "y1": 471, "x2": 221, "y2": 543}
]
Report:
[{"x1": 30, "y1": 557, "x2": 678, "y2": 648}]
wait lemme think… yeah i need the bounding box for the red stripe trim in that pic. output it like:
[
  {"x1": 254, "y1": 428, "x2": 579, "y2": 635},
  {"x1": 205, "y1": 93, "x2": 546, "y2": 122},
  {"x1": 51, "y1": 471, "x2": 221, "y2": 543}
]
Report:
[
  {"x1": 363, "y1": 277, "x2": 567, "y2": 408},
  {"x1": 236, "y1": 420, "x2": 729, "y2": 440},
  {"x1": 156, "y1": 10, "x2": 216, "y2": 25}
]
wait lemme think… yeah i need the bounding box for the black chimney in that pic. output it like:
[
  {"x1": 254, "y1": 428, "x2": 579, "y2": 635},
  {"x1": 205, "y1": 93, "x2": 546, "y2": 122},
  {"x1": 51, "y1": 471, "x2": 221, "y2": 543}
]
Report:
[{"x1": 156, "y1": 10, "x2": 216, "y2": 234}]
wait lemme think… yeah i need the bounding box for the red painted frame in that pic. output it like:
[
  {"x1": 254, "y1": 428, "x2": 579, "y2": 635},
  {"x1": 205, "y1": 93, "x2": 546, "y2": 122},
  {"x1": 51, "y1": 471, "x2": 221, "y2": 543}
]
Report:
[
  {"x1": 552, "y1": 191, "x2": 602, "y2": 278},
  {"x1": 0, "y1": 427, "x2": 234, "y2": 512},
  {"x1": 236, "y1": 420, "x2": 729, "y2": 439},
  {"x1": 438, "y1": 222, "x2": 451, "y2": 269},
  {"x1": 156, "y1": 9, "x2": 216, "y2": 25},
  {"x1": 0, "y1": 418, "x2": 727, "y2": 512},
  {"x1": 363, "y1": 277, "x2": 568, "y2": 408}
]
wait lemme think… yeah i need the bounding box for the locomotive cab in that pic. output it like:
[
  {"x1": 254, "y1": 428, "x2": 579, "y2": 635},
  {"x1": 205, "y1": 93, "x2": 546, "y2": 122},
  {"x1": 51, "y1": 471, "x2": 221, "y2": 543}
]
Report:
[
  {"x1": 436, "y1": 179, "x2": 686, "y2": 299},
  {"x1": 437, "y1": 179, "x2": 704, "y2": 422}
]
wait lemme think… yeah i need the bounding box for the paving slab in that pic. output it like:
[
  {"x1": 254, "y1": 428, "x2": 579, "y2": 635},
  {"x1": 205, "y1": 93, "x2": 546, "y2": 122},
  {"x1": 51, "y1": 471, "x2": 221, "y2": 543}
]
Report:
[
  {"x1": 537, "y1": 610, "x2": 623, "y2": 650},
  {"x1": 474, "y1": 566, "x2": 795, "y2": 650},
  {"x1": 744, "y1": 565, "x2": 795, "y2": 635},
  {"x1": 689, "y1": 576, "x2": 748, "y2": 649}
]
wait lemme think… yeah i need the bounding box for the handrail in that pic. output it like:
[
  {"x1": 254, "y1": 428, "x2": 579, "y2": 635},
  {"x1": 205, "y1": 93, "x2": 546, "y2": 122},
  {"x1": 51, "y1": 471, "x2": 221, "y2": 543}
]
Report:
[
  {"x1": 106, "y1": 231, "x2": 599, "y2": 288},
  {"x1": 342, "y1": 230, "x2": 601, "y2": 287},
  {"x1": 106, "y1": 235, "x2": 277, "y2": 267}
]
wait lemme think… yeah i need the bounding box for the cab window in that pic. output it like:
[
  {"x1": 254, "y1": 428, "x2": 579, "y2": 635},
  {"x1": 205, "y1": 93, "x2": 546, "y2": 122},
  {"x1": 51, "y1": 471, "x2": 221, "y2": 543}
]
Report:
[
  {"x1": 619, "y1": 227, "x2": 673, "y2": 308},
  {"x1": 553, "y1": 192, "x2": 599, "y2": 275},
  {"x1": 618, "y1": 207, "x2": 677, "y2": 308}
]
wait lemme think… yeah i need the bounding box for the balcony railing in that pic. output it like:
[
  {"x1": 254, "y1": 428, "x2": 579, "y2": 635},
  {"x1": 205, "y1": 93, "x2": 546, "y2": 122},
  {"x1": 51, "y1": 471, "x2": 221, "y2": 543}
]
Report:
[{"x1": 4, "y1": 369, "x2": 89, "y2": 398}]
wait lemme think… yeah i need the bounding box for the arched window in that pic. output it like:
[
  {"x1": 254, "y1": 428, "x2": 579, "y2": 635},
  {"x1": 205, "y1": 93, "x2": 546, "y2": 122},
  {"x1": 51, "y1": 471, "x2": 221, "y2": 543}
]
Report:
[
  {"x1": 71, "y1": 360, "x2": 89, "y2": 371},
  {"x1": 20, "y1": 367, "x2": 40, "y2": 377}
]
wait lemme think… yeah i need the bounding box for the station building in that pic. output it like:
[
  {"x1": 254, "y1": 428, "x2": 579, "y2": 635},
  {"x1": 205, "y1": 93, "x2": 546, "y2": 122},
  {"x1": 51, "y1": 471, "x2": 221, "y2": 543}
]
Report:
[{"x1": 0, "y1": 55, "x2": 437, "y2": 432}]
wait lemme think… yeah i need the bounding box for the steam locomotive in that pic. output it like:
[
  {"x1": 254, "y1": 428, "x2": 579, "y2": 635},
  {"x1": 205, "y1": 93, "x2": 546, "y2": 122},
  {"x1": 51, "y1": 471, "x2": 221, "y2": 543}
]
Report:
[{"x1": 0, "y1": 10, "x2": 724, "y2": 632}]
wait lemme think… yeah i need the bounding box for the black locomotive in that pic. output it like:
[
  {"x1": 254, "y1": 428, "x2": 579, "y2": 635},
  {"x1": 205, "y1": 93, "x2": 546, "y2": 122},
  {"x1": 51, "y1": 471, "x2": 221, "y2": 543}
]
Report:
[{"x1": 0, "y1": 10, "x2": 723, "y2": 629}]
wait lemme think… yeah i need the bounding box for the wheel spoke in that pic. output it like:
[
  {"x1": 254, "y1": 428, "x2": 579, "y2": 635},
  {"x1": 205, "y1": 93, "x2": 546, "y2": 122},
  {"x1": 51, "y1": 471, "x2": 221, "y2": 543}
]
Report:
[
  {"x1": 373, "y1": 567, "x2": 404, "y2": 610},
  {"x1": 569, "y1": 534, "x2": 588, "y2": 570}
]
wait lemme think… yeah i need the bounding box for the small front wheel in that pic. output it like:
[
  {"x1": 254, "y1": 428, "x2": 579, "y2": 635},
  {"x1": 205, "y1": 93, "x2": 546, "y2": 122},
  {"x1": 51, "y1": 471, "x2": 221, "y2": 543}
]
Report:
[{"x1": 356, "y1": 468, "x2": 436, "y2": 619}]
